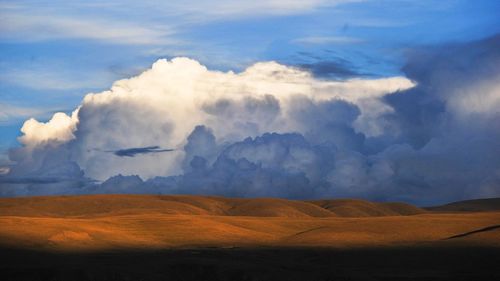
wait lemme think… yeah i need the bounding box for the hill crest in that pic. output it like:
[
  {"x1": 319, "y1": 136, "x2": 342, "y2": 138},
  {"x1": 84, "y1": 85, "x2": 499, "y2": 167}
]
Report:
[{"x1": 0, "y1": 194, "x2": 426, "y2": 218}]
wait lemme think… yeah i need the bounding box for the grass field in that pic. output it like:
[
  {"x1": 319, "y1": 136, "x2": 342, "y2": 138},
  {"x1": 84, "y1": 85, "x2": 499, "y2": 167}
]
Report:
[{"x1": 1, "y1": 195, "x2": 499, "y2": 280}]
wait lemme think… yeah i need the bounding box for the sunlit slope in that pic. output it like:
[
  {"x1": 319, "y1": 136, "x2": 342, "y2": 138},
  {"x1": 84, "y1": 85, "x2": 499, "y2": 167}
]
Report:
[
  {"x1": 0, "y1": 194, "x2": 426, "y2": 218},
  {"x1": 309, "y1": 199, "x2": 425, "y2": 217},
  {"x1": 1, "y1": 212, "x2": 499, "y2": 251},
  {"x1": 0, "y1": 195, "x2": 499, "y2": 251}
]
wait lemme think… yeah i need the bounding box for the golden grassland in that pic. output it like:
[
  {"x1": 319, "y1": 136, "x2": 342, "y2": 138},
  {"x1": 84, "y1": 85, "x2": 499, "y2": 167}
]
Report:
[{"x1": 0, "y1": 194, "x2": 498, "y2": 251}]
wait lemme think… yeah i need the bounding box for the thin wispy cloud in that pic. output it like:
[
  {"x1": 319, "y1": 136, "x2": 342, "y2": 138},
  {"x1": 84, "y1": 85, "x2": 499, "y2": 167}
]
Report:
[
  {"x1": 0, "y1": 103, "x2": 47, "y2": 124},
  {"x1": 0, "y1": 14, "x2": 176, "y2": 45},
  {"x1": 0, "y1": 67, "x2": 115, "y2": 90},
  {"x1": 292, "y1": 36, "x2": 364, "y2": 45},
  {"x1": 166, "y1": 0, "x2": 362, "y2": 21},
  {"x1": 0, "y1": 0, "x2": 359, "y2": 45}
]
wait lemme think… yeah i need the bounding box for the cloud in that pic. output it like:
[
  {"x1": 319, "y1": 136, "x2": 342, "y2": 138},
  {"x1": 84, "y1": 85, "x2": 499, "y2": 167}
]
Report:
[
  {"x1": 0, "y1": 0, "x2": 358, "y2": 45},
  {"x1": 172, "y1": 132, "x2": 329, "y2": 199},
  {"x1": 18, "y1": 111, "x2": 79, "y2": 147},
  {"x1": 100, "y1": 174, "x2": 144, "y2": 194},
  {"x1": 298, "y1": 59, "x2": 363, "y2": 79},
  {"x1": 384, "y1": 34, "x2": 500, "y2": 148},
  {"x1": 169, "y1": 0, "x2": 360, "y2": 21},
  {"x1": 0, "y1": 176, "x2": 69, "y2": 184},
  {"x1": 0, "y1": 67, "x2": 115, "y2": 90},
  {"x1": 182, "y1": 125, "x2": 219, "y2": 173},
  {"x1": 3, "y1": 34, "x2": 500, "y2": 205},
  {"x1": 0, "y1": 13, "x2": 175, "y2": 45},
  {"x1": 1, "y1": 140, "x2": 95, "y2": 196},
  {"x1": 0, "y1": 103, "x2": 47, "y2": 124},
  {"x1": 9, "y1": 57, "x2": 410, "y2": 182},
  {"x1": 1, "y1": 57, "x2": 411, "y2": 195},
  {"x1": 111, "y1": 146, "x2": 174, "y2": 157},
  {"x1": 292, "y1": 36, "x2": 364, "y2": 45},
  {"x1": 0, "y1": 167, "x2": 10, "y2": 175},
  {"x1": 373, "y1": 34, "x2": 500, "y2": 202}
]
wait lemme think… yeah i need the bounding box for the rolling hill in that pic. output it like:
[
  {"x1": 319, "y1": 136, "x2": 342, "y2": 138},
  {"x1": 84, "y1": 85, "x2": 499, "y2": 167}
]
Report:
[
  {"x1": 426, "y1": 198, "x2": 500, "y2": 212},
  {"x1": 0, "y1": 194, "x2": 427, "y2": 218},
  {"x1": 0, "y1": 195, "x2": 498, "y2": 251}
]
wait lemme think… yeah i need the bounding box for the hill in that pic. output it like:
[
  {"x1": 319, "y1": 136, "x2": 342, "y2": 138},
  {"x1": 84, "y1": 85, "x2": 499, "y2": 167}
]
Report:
[
  {"x1": 309, "y1": 199, "x2": 425, "y2": 217},
  {"x1": 426, "y1": 198, "x2": 500, "y2": 212},
  {"x1": 0, "y1": 194, "x2": 427, "y2": 218},
  {"x1": 0, "y1": 194, "x2": 499, "y2": 251}
]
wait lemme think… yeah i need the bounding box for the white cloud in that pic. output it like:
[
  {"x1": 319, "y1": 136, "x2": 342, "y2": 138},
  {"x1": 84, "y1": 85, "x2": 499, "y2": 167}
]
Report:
[
  {"x1": 19, "y1": 110, "x2": 80, "y2": 147},
  {"x1": 3, "y1": 36, "x2": 499, "y2": 204},
  {"x1": 16, "y1": 57, "x2": 414, "y2": 180},
  {"x1": 0, "y1": 166, "x2": 10, "y2": 175}
]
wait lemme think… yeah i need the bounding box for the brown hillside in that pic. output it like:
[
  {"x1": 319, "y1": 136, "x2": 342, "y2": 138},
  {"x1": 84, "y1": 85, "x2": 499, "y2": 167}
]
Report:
[
  {"x1": 0, "y1": 210, "x2": 499, "y2": 251},
  {"x1": 225, "y1": 198, "x2": 336, "y2": 218},
  {"x1": 427, "y1": 198, "x2": 500, "y2": 212},
  {"x1": 0, "y1": 194, "x2": 426, "y2": 218},
  {"x1": 309, "y1": 199, "x2": 426, "y2": 217},
  {"x1": 0, "y1": 195, "x2": 216, "y2": 217},
  {"x1": 0, "y1": 194, "x2": 499, "y2": 251}
]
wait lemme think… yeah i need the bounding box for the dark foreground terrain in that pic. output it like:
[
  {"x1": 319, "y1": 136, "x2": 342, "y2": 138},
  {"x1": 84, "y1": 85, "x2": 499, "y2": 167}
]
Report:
[
  {"x1": 1, "y1": 246, "x2": 500, "y2": 281},
  {"x1": 1, "y1": 195, "x2": 499, "y2": 280}
]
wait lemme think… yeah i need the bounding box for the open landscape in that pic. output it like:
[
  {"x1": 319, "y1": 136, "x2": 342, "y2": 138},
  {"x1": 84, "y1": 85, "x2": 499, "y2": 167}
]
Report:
[
  {"x1": 0, "y1": 195, "x2": 499, "y2": 251},
  {"x1": 1, "y1": 1, "x2": 499, "y2": 280},
  {"x1": 0, "y1": 195, "x2": 499, "y2": 280}
]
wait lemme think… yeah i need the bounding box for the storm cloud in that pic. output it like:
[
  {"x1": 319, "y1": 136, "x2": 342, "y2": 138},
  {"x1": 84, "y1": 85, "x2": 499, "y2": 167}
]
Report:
[{"x1": 1, "y1": 34, "x2": 499, "y2": 205}]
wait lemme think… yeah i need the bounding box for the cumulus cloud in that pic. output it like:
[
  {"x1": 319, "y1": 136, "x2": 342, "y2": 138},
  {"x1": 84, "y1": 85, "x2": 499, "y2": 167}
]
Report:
[
  {"x1": 2, "y1": 35, "x2": 499, "y2": 205},
  {"x1": 18, "y1": 111, "x2": 79, "y2": 147},
  {"x1": 1, "y1": 141, "x2": 93, "y2": 197},
  {"x1": 173, "y1": 132, "x2": 329, "y2": 198},
  {"x1": 12, "y1": 57, "x2": 410, "y2": 182},
  {"x1": 182, "y1": 125, "x2": 219, "y2": 173}
]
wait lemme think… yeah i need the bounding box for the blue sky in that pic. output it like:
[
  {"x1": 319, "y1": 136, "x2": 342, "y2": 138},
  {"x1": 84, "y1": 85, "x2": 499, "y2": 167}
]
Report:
[{"x1": 0, "y1": 0, "x2": 499, "y2": 163}]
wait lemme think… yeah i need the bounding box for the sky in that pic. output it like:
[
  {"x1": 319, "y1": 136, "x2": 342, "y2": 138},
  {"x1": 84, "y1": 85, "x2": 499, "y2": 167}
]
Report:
[{"x1": 0, "y1": 0, "x2": 499, "y2": 204}]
